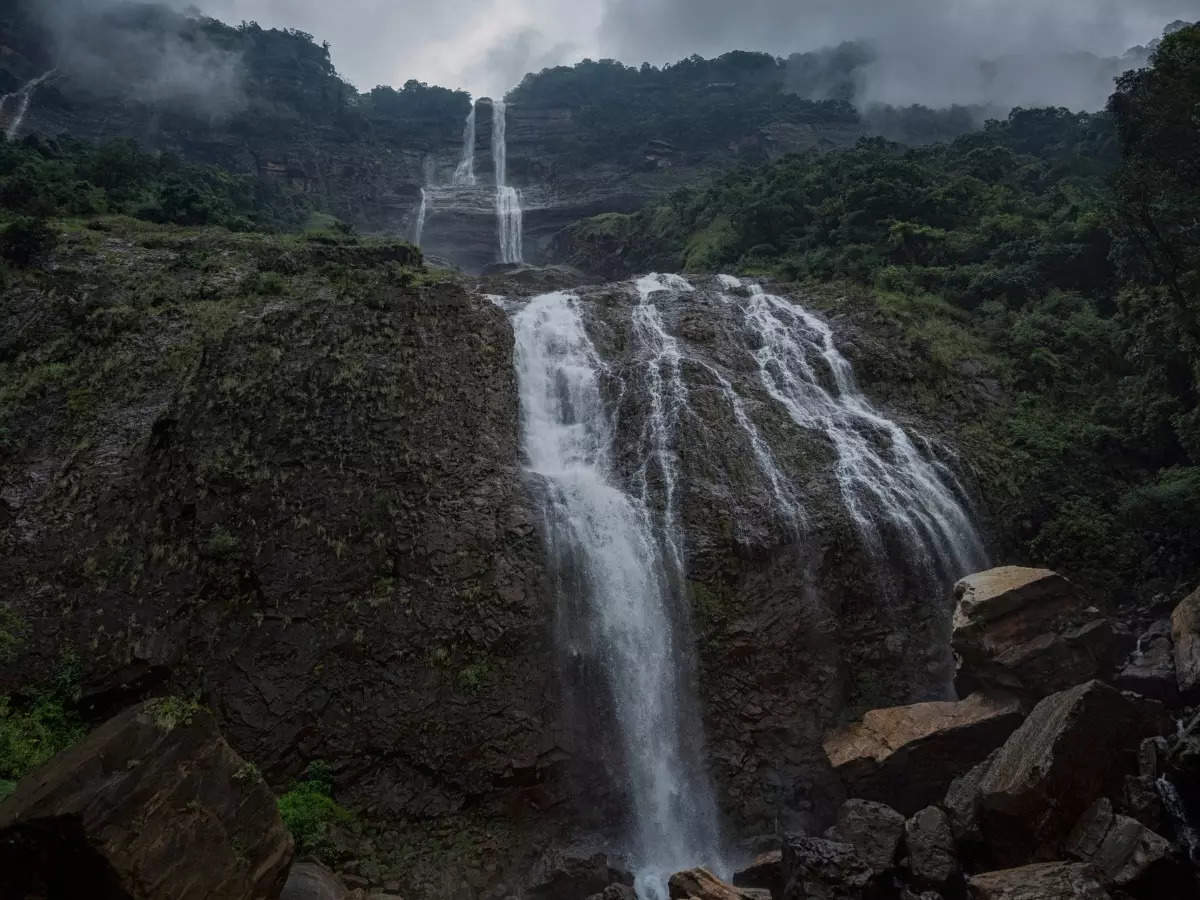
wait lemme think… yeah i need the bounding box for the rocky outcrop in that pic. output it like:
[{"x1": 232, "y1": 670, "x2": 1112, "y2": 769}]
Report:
[
  {"x1": 824, "y1": 691, "x2": 1023, "y2": 814},
  {"x1": 1170, "y1": 586, "x2": 1200, "y2": 698},
  {"x1": 525, "y1": 850, "x2": 635, "y2": 899},
  {"x1": 952, "y1": 567, "x2": 1127, "y2": 698},
  {"x1": 0, "y1": 699, "x2": 293, "y2": 900},
  {"x1": 975, "y1": 681, "x2": 1168, "y2": 864},
  {"x1": 966, "y1": 862, "x2": 1110, "y2": 899}
]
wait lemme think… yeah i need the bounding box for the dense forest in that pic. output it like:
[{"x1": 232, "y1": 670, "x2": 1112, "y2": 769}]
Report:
[{"x1": 566, "y1": 23, "x2": 1200, "y2": 598}]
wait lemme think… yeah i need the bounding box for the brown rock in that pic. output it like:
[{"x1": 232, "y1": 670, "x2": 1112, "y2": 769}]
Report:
[
  {"x1": 904, "y1": 807, "x2": 959, "y2": 889},
  {"x1": 0, "y1": 698, "x2": 293, "y2": 900},
  {"x1": 824, "y1": 691, "x2": 1023, "y2": 814},
  {"x1": 977, "y1": 681, "x2": 1169, "y2": 865},
  {"x1": 282, "y1": 862, "x2": 349, "y2": 900},
  {"x1": 966, "y1": 862, "x2": 1110, "y2": 899},
  {"x1": 668, "y1": 867, "x2": 765, "y2": 899},
  {"x1": 953, "y1": 567, "x2": 1127, "y2": 698},
  {"x1": 1170, "y1": 586, "x2": 1200, "y2": 697},
  {"x1": 828, "y1": 799, "x2": 904, "y2": 873}
]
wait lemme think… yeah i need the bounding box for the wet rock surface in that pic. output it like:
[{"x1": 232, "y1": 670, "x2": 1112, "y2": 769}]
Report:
[
  {"x1": 827, "y1": 800, "x2": 906, "y2": 874},
  {"x1": 965, "y1": 862, "x2": 1111, "y2": 899},
  {"x1": 782, "y1": 836, "x2": 874, "y2": 900},
  {"x1": 0, "y1": 699, "x2": 293, "y2": 900}
]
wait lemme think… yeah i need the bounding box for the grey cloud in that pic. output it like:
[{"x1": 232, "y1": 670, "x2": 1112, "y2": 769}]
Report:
[{"x1": 37, "y1": 0, "x2": 247, "y2": 118}]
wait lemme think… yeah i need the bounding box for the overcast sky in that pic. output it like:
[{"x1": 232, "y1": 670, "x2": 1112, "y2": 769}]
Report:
[{"x1": 186, "y1": 0, "x2": 1192, "y2": 103}]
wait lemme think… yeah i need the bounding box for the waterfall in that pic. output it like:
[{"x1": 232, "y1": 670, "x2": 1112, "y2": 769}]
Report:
[
  {"x1": 1, "y1": 70, "x2": 55, "y2": 141},
  {"x1": 732, "y1": 280, "x2": 985, "y2": 575},
  {"x1": 412, "y1": 189, "x2": 429, "y2": 247},
  {"x1": 452, "y1": 102, "x2": 477, "y2": 186},
  {"x1": 492, "y1": 99, "x2": 524, "y2": 264},
  {"x1": 513, "y1": 291, "x2": 720, "y2": 900}
]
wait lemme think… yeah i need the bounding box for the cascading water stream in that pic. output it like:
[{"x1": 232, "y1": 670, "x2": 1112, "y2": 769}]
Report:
[
  {"x1": 412, "y1": 188, "x2": 429, "y2": 247},
  {"x1": 1, "y1": 69, "x2": 55, "y2": 141},
  {"x1": 452, "y1": 102, "x2": 477, "y2": 186},
  {"x1": 726, "y1": 278, "x2": 985, "y2": 576},
  {"x1": 492, "y1": 99, "x2": 523, "y2": 264},
  {"x1": 513, "y1": 290, "x2": 720, "y2": 900}
]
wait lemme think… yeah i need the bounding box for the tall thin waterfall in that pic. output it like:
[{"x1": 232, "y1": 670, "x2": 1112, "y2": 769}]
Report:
[
  {"x1": 412, "y1": 189, "x2": 429, "y2": 247},
  {"x1": 732, "y1": 280, "x2": 985, "y2": 574},
  {"x1": 513, "y1": 291, "x2": 720, "y2": 900},
  {"x1": 452, "y1": 102, "x2": 477, "y2": 186},
  {"x1": 492, "y1": 100, "x2": 523, "y2": 264},
  {"x1": 1, "y1": 70, "x2": 55, "y2": 141}
]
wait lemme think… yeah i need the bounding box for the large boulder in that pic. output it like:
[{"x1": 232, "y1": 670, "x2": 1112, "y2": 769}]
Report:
[
  {"x1": 966, "y1": 862, "x2": 1110, "y2": 899},
  {"x1": 824, "y1": 691, "x2": 1023, "y2": 814},
  {"x1": 976, "y1": 680, "x2": 1169, "y2": 865},
  {"x1": 1064, "y1": 798, "x2": 1192, "y2": 897},
  {"x1": 826, "y1": 799, "x2": 905, "y2": 874},
  {"x1": 526, "y1": 850, "x2": 634, "y2": 899},
  {"x1": 281, "y1": 862, "x2": 348, "y2": 900},
  {"x1": 1114, "y1": 619, "x2": 1179, "y2": 705},
  {"x1": 668, "y1": 867, "x2": 768, "y2": 899},
  {"x1": 0, "y1": 698, "x2": 293, "y2": 900},
  {"x1": 952, "y1": 567, "x2": 1127, "y2": 698},
  {"x1": 1170, "y1": 586, "x2": 1200, "y2": 698},
  {"x1": 732, "y1": 850, "x2": 783, "y2": 897},
  {"x1": 782, "y1": 836, "x2": 873, "y2": 900},
  {"x1": 904, "y1": 807, "x2": 959, "y2": 890}
]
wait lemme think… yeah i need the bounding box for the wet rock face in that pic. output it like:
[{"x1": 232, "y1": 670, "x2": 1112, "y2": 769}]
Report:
[
  {"x1": 781, "y1": 836, "x2": 873, "y2": 900},
  {"x1": 966, "y1": 862, "x2": 1111, "y2": 899},
  {"x1": 1170, "y1": 586, "x2": 1200, "y2": 698},
  {"x1": 0, "y1": 700, "x2": 293, "y2": 900},
  {"x1": 0, "y1": 236, "x2": 557, "y2": 831}
]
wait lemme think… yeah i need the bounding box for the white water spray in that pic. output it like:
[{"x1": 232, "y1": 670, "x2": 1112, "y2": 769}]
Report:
[
  {"x1": 739, "y1": 283, "x2": 984, "y2": 574},
  {"x1": 492, "y1": 99, "x2": 523, "y2": 264},
  {"x1": 1, "y1": 70, "x2": 55, "y2": 141},
  {"x1": 513, "y1": 291, "x2": 720, "y2": 900},
  {"x1": 452, "y1": 102, "x2": 477, "y2": 186},
  {"x1": 413, "y1": 188, "x2": 429, "y2": 247}
]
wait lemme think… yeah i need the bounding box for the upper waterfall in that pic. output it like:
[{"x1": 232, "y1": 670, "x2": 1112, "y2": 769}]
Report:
[
  {"x1": 452, "y1": 102, "x2": 477, "y2": 186},
  {"x1": 1, "y1": 70, "x2": 55, "y2": 141},
  {"x1": 492, "y1": 100, "x2": 523, "y2": 265}
]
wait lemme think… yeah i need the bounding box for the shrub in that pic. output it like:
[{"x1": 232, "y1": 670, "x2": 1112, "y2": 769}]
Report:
[
  {"x1": 0, "y1": 694, "x2": 85, "y2": 788},
  {"x1": 277, "y1": 760, "x2": 352, "y2": 861},
  {"x1": 0, "y1": 216, "x2": 57, "y2": 266}
]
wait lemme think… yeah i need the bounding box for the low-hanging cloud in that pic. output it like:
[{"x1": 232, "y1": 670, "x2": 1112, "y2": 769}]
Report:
[{"x1": 36, "y1": 0, "x2": 246, "y2": 118}]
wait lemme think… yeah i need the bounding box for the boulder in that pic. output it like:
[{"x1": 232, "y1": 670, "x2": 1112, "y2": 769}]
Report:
[
  {"x1": 1117, "y1": 775, "x2": 1166, "y2": 833},
  {"x1": 782, "y1": 836, "x2": 873, "y2": 900},
  {"x1": 904, "y1": 807, "x2": 959, "y2": 890},
  {"x1": 1170, "y1": 586, "x2": 1200, "y2": 697},
  {"x1": 0, "y1": 698, "x2": 293, "y2": 900},
  {"x1": 952, "y1": 567, "x2": 1127, "y2": 698},
  {"x1": 527, "y1": 850, "x2": 633, "y2": 899},
  {"x1": 824, "y1": 691, "x2": 1023, "y2": 814},
  {"x1": 976, "y1": 680, "x2": 1169, "y2": 865},
  {"x1": 732, "y1": 849, "x2": 783, "y2": 896},
  {"x1": 282, "y1": 862, "x2": 348, "y2": 900},
  {"x1": 668, "y1": 867, "x2": 767, "y2": 899},
  {"x1": 1065, "y1": 798, "x2": 1192, "y2": 896},
  {"x1": 586, "y1": 885, "x2": 637, "y2": 900},
  {"x1": 1114, "y1": 619, "x2": 1179, "y2": 704},
  {"x1": 943, "y1": 750, "x2": 999, "y2": 851},
  {"x1": 826, "y1": 799, "x2": 904, "y2": 874},
  {"x1": 966, "y1": 862, "x2": 1110, "y2": 899}
]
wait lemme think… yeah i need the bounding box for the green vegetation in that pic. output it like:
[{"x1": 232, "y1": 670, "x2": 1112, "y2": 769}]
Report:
[
  {"x1": 0, "y1": 652, "x2": 86, "y2": 801},
  {"x1": 0, "y1": 137, "x2": 309, "y2": 234},
  {"x1": 147, "y1": 696, "x2": 204, "y2": 732},
  {"x1": 570, "y1": 24, "x2": 1200, "y2": 598},
  {"x1": 277, "y1": 760, "x2": 353, "y2": 861}
]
